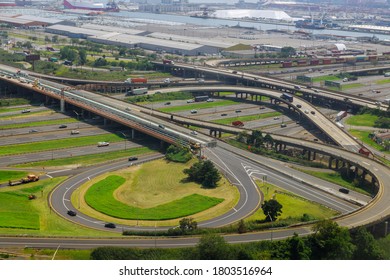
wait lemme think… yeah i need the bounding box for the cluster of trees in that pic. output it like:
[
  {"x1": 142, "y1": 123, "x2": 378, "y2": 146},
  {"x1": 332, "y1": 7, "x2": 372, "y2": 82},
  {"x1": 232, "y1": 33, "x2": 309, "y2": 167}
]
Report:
[
  {"x1": 236, "y1": 130, "x2": 274, "y2": 149},
  {"x1": 165, "y1": 145, "x2": 192, "y2": 163},
  {"x1": 59, "y1": 46, "x2": 87, "y2": 66},
  {"x1": 91, "y1": 221, "x2": 387, "y2": 260},
  {"x1": 183, "y1": 160, "x2": 221, "y2": 188}
]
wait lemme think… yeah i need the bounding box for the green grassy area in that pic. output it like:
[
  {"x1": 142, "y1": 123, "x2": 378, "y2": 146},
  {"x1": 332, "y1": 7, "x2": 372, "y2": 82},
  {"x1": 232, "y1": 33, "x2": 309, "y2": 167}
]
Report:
[
  {"x1": 349, "y1": 129, "x2": 389, "y2": 154},
  {"x1": 0, "y1": 117, "x2": 79, "y2": 130},
  {"x1": 0, "y1": 177, "x2": 120, "y2": 236},
  {"x1": 0, "y1": 107, "x2": 30, "y2": 114},
  {"x1": 0, "y1": 133, "x2": 125, "y2": 156},
  {"x1": 345, "y1": 114, "x2": 379, "y2": 127},
  {"x1": 292, "y1": 168, "x2": 373, "y2": 196},
  {"x1": 13, "y1": 146, "x2": 157, "y2": 168},
  {"x1": 248, "y1": 182, "x2": 339, "y2": 222},
  {"x1": 341, "y1": 83, "x2": 364, "y2": 90},
  {"x1": 0, "y1": 98, "x2": 31, "y2": 107},
  {"x1": 84, "y1": 175, "x2": 224, "y2": 220},
  {"x1": 212, "y1": 112, "x2": 282, "y2": 125},
  {"x1": 127, "y1": 91, "x2": 193, "y2": 103},
  {"x1": 311, "y1": 75, "x2": 339, "y2": 82},
  {"x1": 0, "y1": 170, "x2": 29, "y2": 184},
  {"x1": 159, "y1": 100, "x2": 239, "y2": 113},
  {"x1": 0, "y1": 109, "x2": 51, "y2": 120},
  {"x1": 376, "y1": 79, "x2": 390, "y2": 85}
]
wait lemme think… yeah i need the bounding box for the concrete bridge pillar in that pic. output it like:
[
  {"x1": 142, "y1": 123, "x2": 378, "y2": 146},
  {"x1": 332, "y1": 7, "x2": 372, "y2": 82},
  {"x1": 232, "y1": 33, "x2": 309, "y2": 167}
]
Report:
[
  {"x1": 346, "y1": 162, "x2": 351, "y2": 177},
  {"x1": 131, "y1": 129, "x2": 135, "y2": 139},
  {"x1": 308, "y1": 150, "x2": 312, "y2": 161},
  {"x1": 103, "y1": 118, "x2": 107, "y2": 126},
  {"x1": 312, "y1": 151, "x2": 316, "y2": 160},
  {"x1": 218, "y1": 131, "x2": 222, "y2": 138},
  {"x1": 328, "y1": 157, "x2": 333, "y2": 169},
  {"x1": 60, "y1": 99, "x2": 65, "y2": 113},
  {"x1": 335, "y1": 159, "x2": 340, "y2": 169}
]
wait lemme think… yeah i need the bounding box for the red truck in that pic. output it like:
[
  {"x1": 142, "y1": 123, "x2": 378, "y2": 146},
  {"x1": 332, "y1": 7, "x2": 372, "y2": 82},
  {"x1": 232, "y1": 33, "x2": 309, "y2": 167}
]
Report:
[
  {"x1": 124, "y1": 78, "x2": 147, "y2": 83},
  {"x1": 359, "y1": 147, "x2": 372, "y2": 157},
  {"x1": 232, "y1": 121, "x2": 244, "y2": 127}
]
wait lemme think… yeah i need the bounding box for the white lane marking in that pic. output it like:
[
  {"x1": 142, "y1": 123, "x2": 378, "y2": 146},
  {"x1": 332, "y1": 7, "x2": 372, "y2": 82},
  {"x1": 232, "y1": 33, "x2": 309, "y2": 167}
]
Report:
[
  {"x1": 47, "y1": 169, "x2": 72, "y2": 174},
  {"x1": 46, "y1": 174, "x2": 53, "y2": 178}
]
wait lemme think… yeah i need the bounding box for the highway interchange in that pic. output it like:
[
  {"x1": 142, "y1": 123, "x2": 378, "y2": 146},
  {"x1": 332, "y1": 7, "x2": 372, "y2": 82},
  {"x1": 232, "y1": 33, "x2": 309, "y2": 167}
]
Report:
[{"x1": 0, "y1": 62, "x2": 390, "y2": 249}]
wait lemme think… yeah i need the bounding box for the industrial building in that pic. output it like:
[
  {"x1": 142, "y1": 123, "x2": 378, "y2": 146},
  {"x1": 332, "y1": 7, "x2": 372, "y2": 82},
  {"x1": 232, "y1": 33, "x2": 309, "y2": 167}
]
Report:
[{"x1": 0, "y1": 14, "x2": 71, "y2": 28}]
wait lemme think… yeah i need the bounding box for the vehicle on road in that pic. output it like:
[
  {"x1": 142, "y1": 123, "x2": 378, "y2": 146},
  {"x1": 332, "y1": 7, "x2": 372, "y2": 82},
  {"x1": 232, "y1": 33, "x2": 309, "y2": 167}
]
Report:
[
  {"x1": 67, "y1": 210, "x2": 77, "y2": 216},
  {"x1": 104, "y1": 223, "x2": 116, "y2": 229},
  {"x1": 304, "y1": 110, "x2": 309, "y2": 114},
  {"x1": 281, "y1": 123, "x2": 287, "y2": 128},
  {"x1": 339, "y1": 188, "x2": 350, "y2": 194},
  {"x1": 59, "y1": 125, "x2": 67, "y2": 128},
  {"x1": 311, "y1": 111, "x2": 315, "y2": 115},
  {"x1": 273, "y1": 117, "x2": 279, "y2": 120},
  {"x1": 206, "y1": 98, "x2": 214, "y2": 102},
  {"x1": 190, "y1": 109, "x2": 198, "y2": 114},
  {"x1": 71, "y1": 130, "x2": 80, "y2": 135},
  {"x1": 21, "y1": 109, "x2": 31, "y2": 113},
  {"x1": 190, "y1": 131, "x2": 198, "y2": 135},
  {"x1": 221, "y1": 113, "x2": 227, "y2": 116},
  {"x1": 296, "y1": 104, "x2": 302, "y2": 108},
  {"x1": 235, "y1": 110, "x2": 241, "y2": 113},
  {"x1": 97, "y1": 142, "x2": 109, "y2": 147},
  {"x1": 128, "y1": 157, "x2": 138, "y2": 161},
  {"x1": 158, "y1": 124, "x2": 165, "y2": 129},
  {"x1": 8, "y1": 174, "x2": 39, "y2": 186},
  {"x1": 29, "y1": 129, "x2": 38, "y2": 133},
  {"x1": 164, "y1": 102, "x2": 171, "y2": 105},
  {"x1": 187, "y1": 99, "x2": 194, "y2": 103}
]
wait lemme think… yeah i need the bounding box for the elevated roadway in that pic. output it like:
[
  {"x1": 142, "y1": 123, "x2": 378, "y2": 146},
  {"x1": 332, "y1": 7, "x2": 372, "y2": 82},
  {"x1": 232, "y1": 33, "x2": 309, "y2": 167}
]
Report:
[{"x1": 155, "y1": 62, "x2": 389, "y2": 111}]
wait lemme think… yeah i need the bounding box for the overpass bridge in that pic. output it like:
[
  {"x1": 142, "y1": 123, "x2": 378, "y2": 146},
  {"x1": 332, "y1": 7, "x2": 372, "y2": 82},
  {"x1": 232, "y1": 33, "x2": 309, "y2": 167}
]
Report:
[{"x1": 154, "y1": 62, "x2": 389, "y2": 112}]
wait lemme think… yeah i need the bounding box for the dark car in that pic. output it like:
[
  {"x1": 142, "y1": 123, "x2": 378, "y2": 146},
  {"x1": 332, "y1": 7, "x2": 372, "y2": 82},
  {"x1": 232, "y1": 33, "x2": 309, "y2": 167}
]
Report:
[
  {"x1": 310, "y1": 111, "x2": 315, "y2": 115},
  {"x1": 221, "y1": 113, "x2": 227, "y2": 116},
  {"x1": 59, "y1": 124, "x2": 67, "y2": 128},
  {"x1": 128, "y1": 157, "x2": 138, "y2": 161},
  {"x1": 296, "y1": 104, "x2": 302, "y2": 108},
  {"x1": 235, "y1": 110, "x2": 242, "y2": 113},
  {"x1": 67, "y1": 210, "x2": 77, "y2": 216},
  {"x1": 164, "y1": 102, "x2": 171, "y2": 105},
  {"x1": 104, "y1": 223, "x2": 116, "y2": 229},
  {"x1": 158, "y1": 124, "x2": 165, "y2": 129},
  {"x1": 339, "y1": 188, "x2": 350, "y2": 194}
]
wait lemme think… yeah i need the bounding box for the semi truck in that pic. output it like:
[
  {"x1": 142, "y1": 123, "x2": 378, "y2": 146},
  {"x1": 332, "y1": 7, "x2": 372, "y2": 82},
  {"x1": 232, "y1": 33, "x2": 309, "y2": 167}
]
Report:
[
  {"x1": 124, "y1": 78, "x2": 147, "y2": 84},
  {"x1": 163, "y1": 59, "x2": 174, "y2": 65},
  {"x1": 9, "y1": 174, "x2": 39, "y2": 186}
]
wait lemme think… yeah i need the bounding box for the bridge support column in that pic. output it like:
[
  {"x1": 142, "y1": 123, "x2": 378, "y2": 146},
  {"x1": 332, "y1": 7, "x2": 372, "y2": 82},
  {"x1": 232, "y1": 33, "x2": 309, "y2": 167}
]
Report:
[
  {"x1": 131, "y1": 129, "x2": 135, "y2": 139},
  {"x1": 218, "y1": 131, "x2": 222, "y2": 138},
  {"x1": 328, "y1": 157, "x2": 333, "y2": 169},
  {"x1": 103, "y1": 118, "x2": 108, "y2": 126},
  {"x1": 307, "y1": 150, "x2": 312, "y2": 161},
  {"x1": 335, "y1": 159, "x2": 340, "y2": 169},
  {"x1": 60, "y1": 99, "x2": 65, "y2": 113},
  {"x1": 346, "y1": 162, "x2": 351, "y2": 177},
  {"x1": 312, "y1": 151, "x2": 316, "y2": 160}
]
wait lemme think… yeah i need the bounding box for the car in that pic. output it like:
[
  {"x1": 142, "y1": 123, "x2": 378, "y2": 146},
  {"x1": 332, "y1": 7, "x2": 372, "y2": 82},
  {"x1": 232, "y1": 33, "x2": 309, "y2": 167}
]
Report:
[
  {"x1": 294, "y1": 85, "x2": 301, "y2": 90},
  {"x1": 158, "y1": 124, "x2": 165, "y2": 129},
  {"x1": 304, "y1": 110, "x2": 309, "y2": 114},
  {"x1": 59, "y1": 124, "x2": 67, "y2": 128},
  {"x1": 232, "y1": 71, "x2": 238, "y2": 74},
  {"x1": 280, "y1": 123, "x2": 287, "y2": 128},
  {"x1": 29, "y1": 129, "x2": 38, "y2": 133},
  {"x1": 104, "y1": 223, "x2": 116, "y2": 229},
  {"x1": 190, "y1": 131, "x2": 198, "y2": 135},
  {"x1": 67, "y1": 210, "x2": 77, "y2": 216},
  {"x1": 306, "y1": 85, "x2": 312, "y2": 89},
  {"x1": 190, "y1": 109, "x2": 197, "y2": 114},
  {"x1": 21, "y1": 109, "x2": 31, "y2": 113},
  {"x1": 296, "y1": 104, "x2": 302, "y2": 108},
  {"x1": 310, "y1": 111, "x2": 315, "y2": 115},
  {"x1": 97, "y1": 141, "x2": 109, "y2": 147},
  {"x1": 259, "y1": 106, "x2": 265, "y2": 109},
  {"x1": 187, "y1": 99, "x2": 194, "y2": 103},
  {"x1": 197, "y1": 78, "x2": 205, "y2": 83},
  {"x1": 125, "y1": 107, "x2": 131, "y2": 111},
  {"x1": 339, "y1": 188, "x2": 350, "y2": 194},
  {"x1": 206, "y1": 98, "x2": 214, "y2": 102},
  {"x1": 254, "y1": 77, "x2": 259, "y2": 80},
  {"x1": 128, "y1": 157, "x2": 138, "y2": 161},
  {"x1": 71, "y1": 130, "x2": 79, "y2": 135},
  {"x1": 313, "y1": 138, "x2": 318, "y2": 142},
  {"x1": 314, "y1": 89, "x2": 319, "y2": 93},
  {"x1": 273, "y1": 117, "x2": 279, "y2": 120},
  {"x1": 221, "y1": 113, "x2": 227, "y2": 116},
  {"x1": 164, "y1": 102, "x2": 171, "y2": 105},
  {"x1": 235, "y1": 110, "x2": 241, "y2": 113}
]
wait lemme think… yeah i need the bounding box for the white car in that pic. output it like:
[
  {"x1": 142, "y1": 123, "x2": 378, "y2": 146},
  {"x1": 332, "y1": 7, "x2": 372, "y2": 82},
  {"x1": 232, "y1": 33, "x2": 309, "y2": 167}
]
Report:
[
  {"x1": 187, "y1": 99, "x2": 194, "y2": 103},
  {"x1": 97, "y1": 142, "x2": 109, "y2": 147},
  {"x1": 190, "y1": 131, "x2": 198, "y2": 135}
]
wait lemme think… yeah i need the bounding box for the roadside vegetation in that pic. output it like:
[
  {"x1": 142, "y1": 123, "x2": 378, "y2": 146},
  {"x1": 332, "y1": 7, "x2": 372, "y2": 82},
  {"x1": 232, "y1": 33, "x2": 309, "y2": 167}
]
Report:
[
  {"x1": 0, "y1": 133, "x2": 126, "y2": 157},
  {"x1": 350, "y1": 129, "x2": 389, "y2": 154},
  {"x1": 0, "y1": 170, "x2": 29, "y2": 184},
  {"x1": 0, "y1": 177, "x2": 119, "y2": 236},
  {"x1": 13, "y1": 146, "x2": 158, "y2": 168},
  {"x1": 165, "y1": 145, "x2": 192, "y2": 163},
  {"x1": 127, "y1": 91, "x2": 193, "y2": 103},
  {"x1": 159, "y1": 100, "x2": 239, "y2": 113},
  {"x1": 0, "y1": 117, "x2": 79, "y2": 130},
  {"x1": 345, "y1": 113, "x2": 379, "y2": 127}
]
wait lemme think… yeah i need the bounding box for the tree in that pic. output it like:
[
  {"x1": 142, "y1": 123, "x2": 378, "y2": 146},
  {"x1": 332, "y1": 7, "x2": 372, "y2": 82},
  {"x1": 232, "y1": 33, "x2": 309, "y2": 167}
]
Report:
[
  {"x1": 78, "y1": 49, "x2": 87, "y2": 66},
  {"x1": 197, "y1": 234, "x2": 230, "y2": 260},
  {"x1": 309, "y1": 220, "x2": 355, "y2": 260},
  {"x1": 179, "y1": 217, "x2": 197, "y2": 234},
  {"x1": 51, "y1": 35, "x2": 58, "y2": 43},
  {"x1": 263, "y1": 134, "x2": 274, "y2": 149},
  {"x1": 183, "y1": 160, "x2": 221, "y2": 188},
  {"x1": 262, "y1": 199, "x2": 283, "y2": 221},
  {"x1": 280, "y1": 46, "x2": 296, "y2": 57},
  {"x1": 237, "y1": 219, "x2": 247, "y2": 234},
  {"x1": 288, "y1": 233, "x2": 311, "y2": 260},
  {"x1": 351, "y1": 227, "x2": 384, "y2": 260}
]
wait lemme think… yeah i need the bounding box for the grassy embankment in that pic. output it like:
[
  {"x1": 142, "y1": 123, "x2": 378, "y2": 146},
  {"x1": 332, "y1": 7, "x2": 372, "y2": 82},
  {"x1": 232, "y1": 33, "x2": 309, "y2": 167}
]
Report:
[
  {"x1": 212, "y1": 112, "x2": 282, "y2": 125},
  {"x1": 159, "y1": 100, "x2": 240, "y2": 113},
  {"x1": 248, "y1": 181, "x2": 339, "y2": 224},
  {"x1": 0, "y1": 134, "x2": 125, "y2": 157},
  {"x1": 345, "y1": 114, "x2": 379, "y2": 127},
  {"x1": 0, "y1": 177, "x2": 119, "y2": 236},
  {"x1": 73, "y1": 158, "x2": 239, "y2": 227}
]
